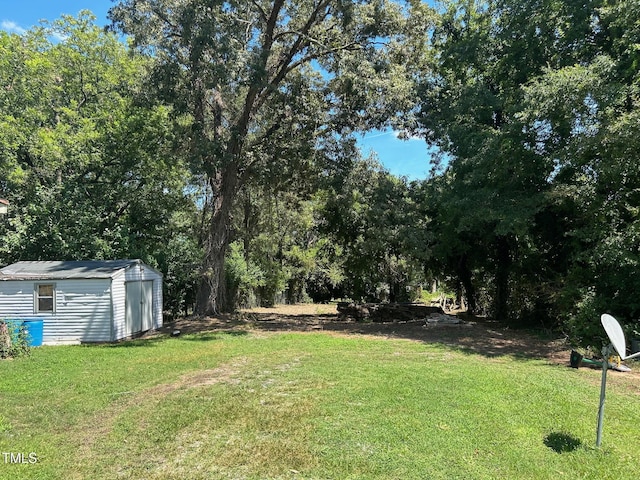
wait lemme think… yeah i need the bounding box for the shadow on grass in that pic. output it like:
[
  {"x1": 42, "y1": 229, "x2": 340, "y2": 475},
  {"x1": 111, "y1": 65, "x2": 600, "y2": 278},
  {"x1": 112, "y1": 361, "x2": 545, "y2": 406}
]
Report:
[
  {"x1": 100, "y1": 337, "x2": 166, "y2": 348},
  {"x1": 163, "y1": 311, "x2": 569, "y2": 362},
  {"x1": 244, "y1": 313, "x2": 566, "y2": 361},
  {"x1": 78, "y1": 328, "x2": 248, "y2": 348},
  {"x1": 180, "y1": 330, "x2": 249, "y2": 342},
  {"x1": 544, "y1": 432, "x2": 582, "y2": 453}
]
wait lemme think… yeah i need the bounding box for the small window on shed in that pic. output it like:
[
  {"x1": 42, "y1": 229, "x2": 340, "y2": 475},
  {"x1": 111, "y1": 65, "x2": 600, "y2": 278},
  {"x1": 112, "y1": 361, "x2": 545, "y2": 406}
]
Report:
[{"x1": 36, "y1": 284, "x2": 55, "y2": 313}]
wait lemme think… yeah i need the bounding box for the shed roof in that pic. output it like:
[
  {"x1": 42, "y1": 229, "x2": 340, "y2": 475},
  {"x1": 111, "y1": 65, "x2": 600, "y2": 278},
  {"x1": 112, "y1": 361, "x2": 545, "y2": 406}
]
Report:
[{"x1": 0, "y1": 260, "x2": 157, "y2": 280}]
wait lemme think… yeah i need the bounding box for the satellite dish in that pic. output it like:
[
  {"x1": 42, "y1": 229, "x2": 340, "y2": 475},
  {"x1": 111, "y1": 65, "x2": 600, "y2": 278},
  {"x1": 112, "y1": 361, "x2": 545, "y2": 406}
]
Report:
[{"x1": 601, "y1": 314, "x2": 640, "y2": 361}]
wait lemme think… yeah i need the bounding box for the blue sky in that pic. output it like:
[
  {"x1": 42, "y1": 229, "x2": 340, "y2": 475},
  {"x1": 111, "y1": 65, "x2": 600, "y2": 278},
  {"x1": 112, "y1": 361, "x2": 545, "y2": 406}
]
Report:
[{"x1": 1, "y1": 1, "x2": 433, "y2": 180}]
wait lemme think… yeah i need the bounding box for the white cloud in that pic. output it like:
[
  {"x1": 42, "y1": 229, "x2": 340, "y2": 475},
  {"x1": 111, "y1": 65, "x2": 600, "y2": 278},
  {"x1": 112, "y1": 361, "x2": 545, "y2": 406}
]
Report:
[
  {"x1": 50, "y1": 31, "x2": 68, "y2": 42},
  {"x1": 1, "y1": 20, "x2": 68, "y2": 42},
  {"x1": 1, "y1": 20, "x2": 27, "y2": 35}
]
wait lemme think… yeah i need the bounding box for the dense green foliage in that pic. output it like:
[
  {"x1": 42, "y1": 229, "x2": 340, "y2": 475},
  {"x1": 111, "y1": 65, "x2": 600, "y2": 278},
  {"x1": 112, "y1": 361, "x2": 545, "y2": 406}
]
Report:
[
  {"x1": 2, "y1": 1, "x2": 640, "y2": 346},
  {"x1": 0, "y1": 13, "x2": 196, "y2": 316},
  {"x1": 412, "y1": 0, "x2": 640, "y2": 345}
]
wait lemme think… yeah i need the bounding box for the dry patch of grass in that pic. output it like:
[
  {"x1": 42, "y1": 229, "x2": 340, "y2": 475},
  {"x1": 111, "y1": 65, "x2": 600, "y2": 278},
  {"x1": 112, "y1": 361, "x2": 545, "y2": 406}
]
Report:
[{"x1": 75, "y1": 357, "x2": 248, "y2": 453}]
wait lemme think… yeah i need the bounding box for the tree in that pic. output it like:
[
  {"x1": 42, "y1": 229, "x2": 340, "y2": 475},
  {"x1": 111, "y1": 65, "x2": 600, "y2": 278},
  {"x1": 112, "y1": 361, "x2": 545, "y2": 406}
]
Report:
[
  {"x1": 109, "y1": 0, "x2": 431, "y2": 314},
  {"x1": 320, "y1": 152, "x2": 424, "y2": 302},
  {"x1": 0, "y1": 14, "x2": 193, "y2": 309},
  {"x1": 518, "y1": 0, "x2": 640, "y2": 344},
  {"x1": 414, "y1": 0, "x2": 602, "y2": 323}
]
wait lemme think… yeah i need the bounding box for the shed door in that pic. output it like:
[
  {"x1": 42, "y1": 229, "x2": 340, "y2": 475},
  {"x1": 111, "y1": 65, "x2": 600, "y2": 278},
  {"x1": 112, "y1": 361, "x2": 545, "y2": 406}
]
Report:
[{"x1": 125, "y1": 281, "x2": 153, "y2": 335}]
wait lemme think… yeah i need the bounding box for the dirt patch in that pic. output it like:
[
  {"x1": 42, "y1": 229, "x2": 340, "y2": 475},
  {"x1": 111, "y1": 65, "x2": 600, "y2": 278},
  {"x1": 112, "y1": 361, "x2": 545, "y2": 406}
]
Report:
[
  {"x1": 160, "y1": 303, "x2": 640, "y2": 390},
  {"x1": 147, "y1": 358, "x2": 246, "y2": 396},
  {"x1": 241, "y1": 304, "x2": 339, "y2": 316},
  {"x1": 164, "y1": 304, "x2": 567, "y2": 360}
]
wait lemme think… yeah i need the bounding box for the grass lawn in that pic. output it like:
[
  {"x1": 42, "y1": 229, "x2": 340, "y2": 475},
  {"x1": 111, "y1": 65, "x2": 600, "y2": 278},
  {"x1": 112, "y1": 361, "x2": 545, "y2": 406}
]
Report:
[{"x1": 1, "y1": 328, "x2": 639, "y2": 479}]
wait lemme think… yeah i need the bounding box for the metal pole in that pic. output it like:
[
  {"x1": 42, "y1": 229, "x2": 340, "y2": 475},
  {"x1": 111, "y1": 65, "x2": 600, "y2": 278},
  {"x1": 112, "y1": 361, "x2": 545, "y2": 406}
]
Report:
[{"x1": 596, "y1": 345, "x2": 610, "y2": 447}]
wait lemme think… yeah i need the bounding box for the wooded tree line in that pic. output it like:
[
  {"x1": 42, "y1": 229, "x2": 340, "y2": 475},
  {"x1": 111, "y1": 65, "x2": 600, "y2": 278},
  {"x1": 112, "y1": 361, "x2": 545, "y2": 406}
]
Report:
[{"x1": 1, "y1": 1, "x2": 639, "y2": 347}]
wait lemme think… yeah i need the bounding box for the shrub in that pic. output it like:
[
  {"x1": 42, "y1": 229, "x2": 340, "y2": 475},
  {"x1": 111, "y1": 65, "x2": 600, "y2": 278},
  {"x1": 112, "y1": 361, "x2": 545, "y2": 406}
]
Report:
[{"x1": 0, "y1": 320, "x2": 32, "y2": 359}]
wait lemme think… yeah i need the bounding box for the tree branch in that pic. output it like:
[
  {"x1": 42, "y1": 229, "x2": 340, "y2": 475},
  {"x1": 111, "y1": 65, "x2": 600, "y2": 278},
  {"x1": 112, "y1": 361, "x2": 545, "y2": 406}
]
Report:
[
  {"x1": 151, "y1": 6, "x2": 178, "y2": 33},
  {"x1": 229, "y1": 0, "x2": 286, "y2": 159},
  {"x1": 285, "y1": 41, "x2": 361, "y2": 75},
  {"x1": 250, "y1": 0, "x2": 268, "y2": 25},
  {"x1": 272, "y1": 0, "x2": 332, "y2": 81},
  {"x1": 253, "y1": 0, "x2": 332, "y2": 112}
]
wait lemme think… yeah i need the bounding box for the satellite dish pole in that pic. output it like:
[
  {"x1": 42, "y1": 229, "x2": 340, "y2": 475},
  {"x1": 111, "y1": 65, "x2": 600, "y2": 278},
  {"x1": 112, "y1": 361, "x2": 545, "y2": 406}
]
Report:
[
  {"x1": 597, "y1": 314, "x2": 640, "y2": 447},
  {"x1": 596, "y1": 343, "x2": 611, "y2": 447}
]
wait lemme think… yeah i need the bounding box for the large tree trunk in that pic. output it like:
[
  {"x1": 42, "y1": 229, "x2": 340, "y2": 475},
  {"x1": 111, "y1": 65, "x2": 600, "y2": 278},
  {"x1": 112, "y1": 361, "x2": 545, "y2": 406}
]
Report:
[
  {"x1": 493, "y1": 236, "x2": 511, "y2": 322},
  {"x1": 196, "y1": 167, "x2": 239, "y2": 315},
  {"x1": 457, "y1": 254, "x2": 476, "y2": 314}
]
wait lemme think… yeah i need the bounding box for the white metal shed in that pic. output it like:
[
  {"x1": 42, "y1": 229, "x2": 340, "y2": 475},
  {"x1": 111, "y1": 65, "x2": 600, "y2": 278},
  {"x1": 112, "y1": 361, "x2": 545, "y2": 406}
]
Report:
[{"x1": 0, "y1": 260, "x2": 162, "y2": 344}]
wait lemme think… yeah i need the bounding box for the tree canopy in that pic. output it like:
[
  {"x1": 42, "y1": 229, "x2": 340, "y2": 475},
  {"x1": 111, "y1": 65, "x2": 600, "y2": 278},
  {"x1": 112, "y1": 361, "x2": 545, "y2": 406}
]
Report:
[
  {"x1": 414, "y1": 0, "x2": 640, "y2": 343},
  {"x1": 2, "y1": 1, "x2": 640, "y2": 346},
  {"x1": 108, "y1": 0, "x2": 432, "y2": 314}
]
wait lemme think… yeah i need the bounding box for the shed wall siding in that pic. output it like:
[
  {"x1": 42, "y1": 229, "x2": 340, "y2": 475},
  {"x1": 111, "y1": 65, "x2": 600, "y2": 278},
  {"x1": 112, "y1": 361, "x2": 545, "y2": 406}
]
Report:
[
  {"x1": 0, "y1": 279, "x2": 112, "y2": 344},
  {"x1": 0, "y1": 282, "x2": 34, "y2": 317},
  {"x1": 153, "y1": 279, "x2": 163, "y2": 330},
  {"x1": 111, "y1": 276, "x2": 126, "y2": 341}
]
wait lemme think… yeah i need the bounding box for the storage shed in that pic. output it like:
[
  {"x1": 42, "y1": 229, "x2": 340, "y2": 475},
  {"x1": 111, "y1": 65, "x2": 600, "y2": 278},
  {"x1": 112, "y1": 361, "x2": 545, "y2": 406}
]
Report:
[{"x1": 0, "y1": 260, "x2": 162, "y2": 344}]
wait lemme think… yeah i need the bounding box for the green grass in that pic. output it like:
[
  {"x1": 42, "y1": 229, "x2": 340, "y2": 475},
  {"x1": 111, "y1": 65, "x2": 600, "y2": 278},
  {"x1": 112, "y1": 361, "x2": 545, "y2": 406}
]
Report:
[
  {"x1": 1, "y1": 331, "x2": 639, "y2": 479},
  {"x1": 419, "y1": 288, "x2": 454, "y2": 304}
]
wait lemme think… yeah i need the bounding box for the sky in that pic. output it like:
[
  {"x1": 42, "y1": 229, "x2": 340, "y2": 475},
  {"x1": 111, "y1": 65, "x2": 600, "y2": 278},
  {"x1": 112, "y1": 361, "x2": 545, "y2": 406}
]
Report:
[{"x1": 1, "y1": 0, "x2": 433, "y2": 181}]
